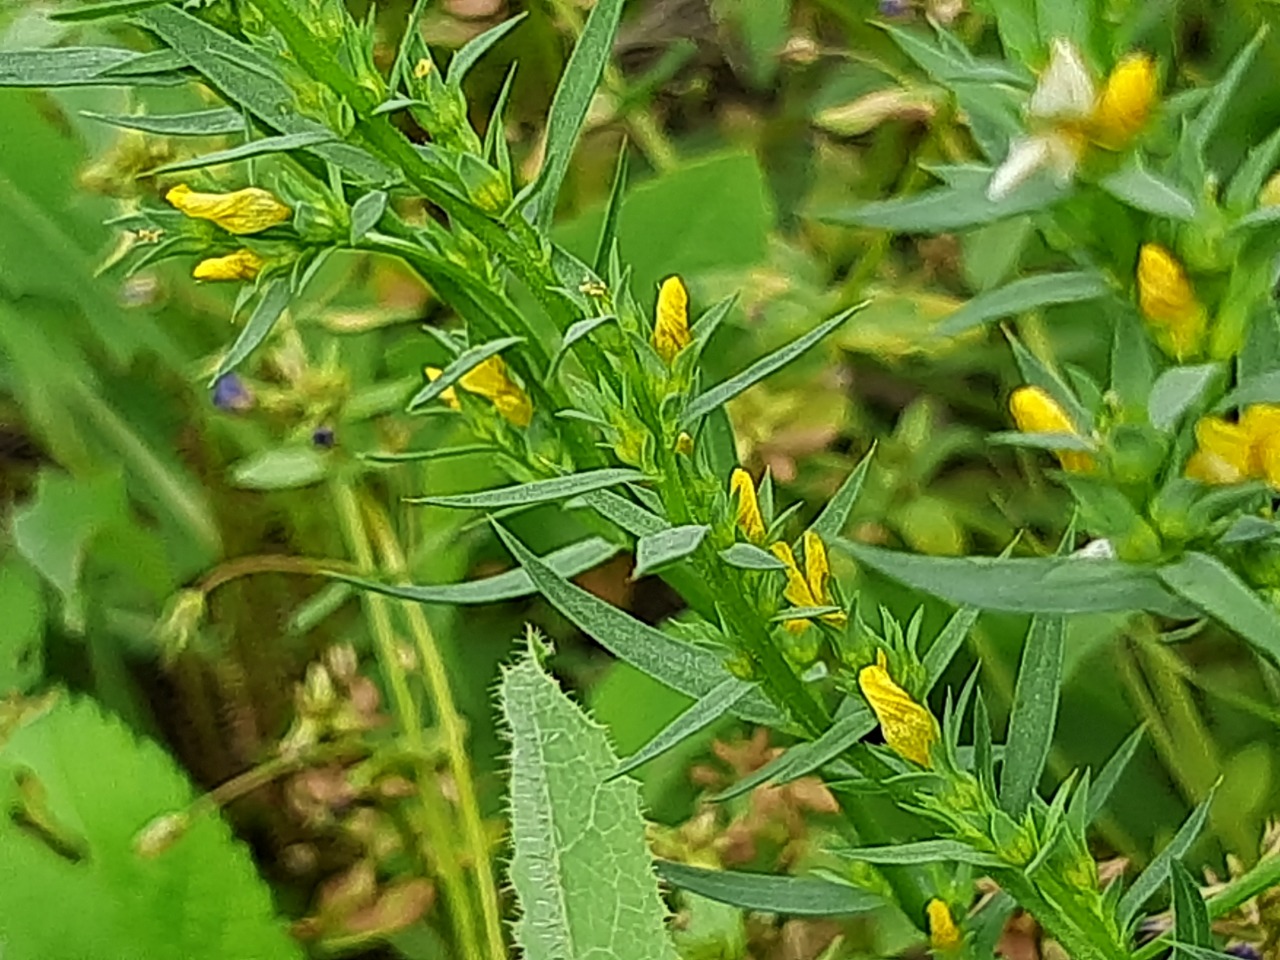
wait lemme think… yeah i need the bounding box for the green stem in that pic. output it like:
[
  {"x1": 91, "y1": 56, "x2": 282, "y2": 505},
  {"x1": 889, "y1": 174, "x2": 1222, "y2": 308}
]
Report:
[
  {"x1": 362, "y1": 495, "x2": 507, "y2": 960},
  {"x1": 331, "y1": 480, "x2": 485, "y2": 960}
]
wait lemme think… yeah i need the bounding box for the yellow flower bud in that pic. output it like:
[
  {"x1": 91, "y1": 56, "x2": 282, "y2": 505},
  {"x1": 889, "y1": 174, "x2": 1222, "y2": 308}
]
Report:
[
  {"x1": 1260, "y1": 171, "x2": 1280, "y2": 208},
  {"x1": 927, "y1": 899, "x2": 962, "y2": 951},
  {"x1": 675, "y1": 432, "x2": 694, "y2": 456},
  {"x1": 1137, "y1": 244, "x2": 1207, "y2": 361},
  {"x1": 166, "y1": 183, "x2": 292, "y2": 235},
  {"x1": 1008, "y1": 386, "x2": 1094, "y2": 473},
  {"x1": 1188, "y1": 405, "x2": 1280, "y2": 488},
  {"x1": 424, "y1": 366, "x2": 460, "y2": 410},
  {"x1": 413, "y1": 58, "x2": 433, "y2": 79},
  {"x1": 652, "y1": 275, "x2": 692, "y2": 364},
  {"x1": 770, "y1": 531, "x2": 846, "y2": 634},
  {"x1": 192, "y1": 248, "x2": 265, "y2": 282},
  {"x1": 730, "y1": 468, "x2": 766, "y2": 543},
  {"x1": 857, "y1": 650, "x2": 937, "y2": 767},
  {"x1": 458, "y1": 356, "x2": 532, "y2": 427},
  {"x1": 1091, "y1": 53, "x2": 1157, "y2": 149}
]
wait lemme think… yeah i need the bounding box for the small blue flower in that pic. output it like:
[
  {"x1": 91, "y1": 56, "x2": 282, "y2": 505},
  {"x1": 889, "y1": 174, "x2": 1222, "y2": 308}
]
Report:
[
  {"x1": 879, "y1": 0, "x2": 910, "y2": 16},
  {"x1": 1226, "y1": 945, "x2": 1262, "y2": 960},
  {"x1": 312, "y1": 425, "x2": 336, "y2": 448},
  {"x1": 211, "y1": 373, "x2": 253, "y2": 413}
]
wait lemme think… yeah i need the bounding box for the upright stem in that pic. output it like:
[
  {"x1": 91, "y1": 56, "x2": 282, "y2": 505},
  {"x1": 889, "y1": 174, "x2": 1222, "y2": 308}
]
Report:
[
  {"x1": 362, "y1": 495, "x2": 507, "y2": 960},
  {"x1": 331, "y1": 480, "x2": 484, "y2": 960}
]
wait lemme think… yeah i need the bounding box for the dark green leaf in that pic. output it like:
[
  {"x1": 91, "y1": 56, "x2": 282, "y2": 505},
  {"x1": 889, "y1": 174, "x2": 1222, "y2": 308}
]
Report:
[
  {"x1": 655, "y1": 861, "x2": 883, "y2": 917},
  {"x1": 530, "y1": 0, "x2": 624, "y2": 230},
  {"x1": 612, "y1": 678, "x2": 752, "y2": 779},
  {"x1": 1149, "y1": 364, "x2": 1221, "y2": 431},
  {"x1": 939, "y1": 271, "x2": 1109, "y2": 336},
  {"x1": 230, "y1": 447, "x2": 328, "y2": 490},
  {"x1": 334, "y1": 538, "x2": 619, "y2": 605},
  {"x1": 594, "y1": 143, "x2": 629, "y2": 274},
  {"x1": 809, "y1": 444, "x2": 875, "y2": 541},
  {"x1": 150, "y1": 131, "x2": 335, "y2": 175},
  {"x1": 1189, "y1": 29, "x2": 1266, "y2": 157},
  {"x1": 209, "y1": 279, "x2": 291, "y2": 384},
  {"x1": 1087, "y1": 726, "x2": 1145, "y2": 824},
  {"x1": 80, "y1": 108, "x2": 245, "y2": 136},
  {"x1": 634, "y1": 525, "x2": 710, "y2": 578},
  {"x1": 1226, "y1": 127, "x2": 1280, "y2": 213},
  {"x1": 1099, "y1": 161, "x2": 1198, "y2": 221},
  {"x1": 681, "y1": 305, "x2": 863, "y2": 424},
  {"x1": 922, "y1": 605, "x2": 981, "y2": 691},
  {"x1": 446, "y1": 13, "x2": 527, "y2": 86},
  {"x1": 1111, "y1": 307, "x2": 1157, "y2": 412},
  {"x1": 349, "y1": 190, "x2": 388, "y2": 244},
  {"x1": 841, "y1": 542, "x2": 1192, "y2": 616},
  {"x1": 719, "y1": 543, "x2": 786, "y2": 571},
  {"x1": 1117, "y1": 786, "x2": 1217, "y2": 927},
  {"x1": 411, "y1": 469, "x2": 644, "y2": 510},
  {"x1": 1172, "y1": 861, "x2": 1212, "y2": 951},
  {"x1": 1000, "y1": 613, "x2": 1065, "y2": 817},
  {"x1": 493, "y1": 524, "x2": 786, "y2": 727},
  {"x1": 1158, "y1": 552, "x2": 1280, "y2": 665},
  {"x1": 986, "y1": 0, "x2": 1042, "y2": 64}
]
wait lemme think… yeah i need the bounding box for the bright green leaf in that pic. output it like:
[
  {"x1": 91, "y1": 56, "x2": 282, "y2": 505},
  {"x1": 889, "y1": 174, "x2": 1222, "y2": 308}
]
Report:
[
  {"x1": 634, "y1": 525, "x2": 710, "y2": 578},
  {"x1": 655, "y1": 861, "x2": 883, "y2": 917}
]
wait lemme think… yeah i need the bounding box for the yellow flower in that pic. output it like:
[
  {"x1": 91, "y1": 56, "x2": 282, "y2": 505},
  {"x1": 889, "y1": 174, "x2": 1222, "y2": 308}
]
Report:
[
  {"x1": 192, "y1": 248, "x2": 265, "y2": 282},
  {"x1": 770, "y1": 531, "x2": 846, "y2": 633},
  {"x1": 1091, "y1": 53, "x2": 1157, "y2": 149},
  {"x1": 1187, "y1": 405, "x2": 1280, "y2": 488},
  {"x1": 858, "y1": 650, "x2": 938, "y2": 767},
  {"x1": 927, "y1": 899, "x2": 962, "y2": 952},
  {"x1": 653, "y1": 275, "x2": 691, "y2": 364},
  {"x1": 730, "y1": 468, "x2": 766, "y2": 543},
  {"x1": 166, "y1": 183, "x2": 292, "y2": 235},
  {"x1": 424, "y1": 366, "x2": 460, "y2": 410},
  {"x1": 458, "y1": 356, "x2": 532, "y2": 427},
  {"x1": 1008, "y1": 386, "x2": 1094, "y2": 473},
  {"x1": 675, "y1": 432, "x2": 694, "y2": 456},
  {"x1": 1137, "y1": 244, "x2": 1207, "y2": 360}
]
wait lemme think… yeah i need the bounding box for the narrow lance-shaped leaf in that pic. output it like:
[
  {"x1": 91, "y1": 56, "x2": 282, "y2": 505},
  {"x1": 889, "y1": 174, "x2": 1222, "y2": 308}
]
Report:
[
  {"x1": 1099, "y1": 160, "x2": 1198, "y2": 221},
  {"x1": 611, "y1": 678, "x2": 753, "y2": 780},
  {"x1": 633, "y1": 525, "x2": 710, "y2": 578},
  {"x1": 50, "y1": 0, "x2": 175, "y2": 21},
  {"x1": 681, "y1": 305, "x2": 865, "y2": 424},
  {"x1": 719, "y1": 543, "x2": 787, "y2": 571},
  {"x1": 1000, "y1": 612, "x2": 1065, "y2": 817},
  {"x1": 1087, "y1": 726, "x2": 1146, "y2": 824},
  {"x1": 809, "y1": 443, "x2": 876, "y2": 541},
  {"x1": 594, "y1": 140, "x2": 630, "y2": 274},
  {"x1": 80, "y1": 108, "x2": 246, "y2": 137},
  {"x1": 1149, "y1": 365, "x2": 1221, "y2": 432},
  {"x1": 655, "y1": 861, "x2": 883, "y2": 917},
  {"x1": 410, "y1": 469, "x2": 644, "y2": 510},
  {"x1": 838, "y1": 840, "x2": 1004, "y2": 868},
  {"x1": 349, "y1": 190, "x2": 388, "y2": 244},
  {"x1": 1189, "y1": 28, "x2": 1267, "y2": 157},
  {"x1": 922, "y1": 605, "x2": 981, "y2": 690},
  {"x1": 446, "y1": 12, "x2": 528, "y2": 86},
  {"x1": 149, "y1": 130, "x2": 336, "y2": 175},
  {"x1": 209, "y1": 279, "x2": 292, "y2": 384},
  {"x1": 1117, "y1": 785, "x2": 1218, "y2": 927},
  {"x1": 0, "y1": 47, "x2": 185, "y2": 87},
  {"x1": 407, "y1": 335, "x2": 525, "y2": 409},
  {"x1": 939, "y1": 272, "x2": 1110, "y2": 336},
  {"x1": 1172, "y1": 860, "x2": 1212, "y2": 952},
  {"x1": 1158, "y1": 552, "x2": 1280, "y2": 666},
  {"x1": 502, "y1": 641, "x2": 679, "y2": 960}
]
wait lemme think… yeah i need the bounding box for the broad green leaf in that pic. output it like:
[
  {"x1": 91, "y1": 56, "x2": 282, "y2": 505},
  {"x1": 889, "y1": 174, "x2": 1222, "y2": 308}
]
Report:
[
  {"x1": 1149, "y1": 364, "x2": 1220, "y2": 431},
  {"x1": 940, "y1": 271, "x2": 1110, "y2": 336},
  {"x1": 655, "y1": 861, "x2": 883, "y2": 917},
  {"x1": 349, "y1": 189, "x2": 388, "y2": 244},
  {"x1": 335, "y1": 538, "x2": 619, "y2": 606},
  {"x1": 594, "y1": 143, "x2": 630, "y2": 273},
  {"x1": 411, "y1": 468, "x2": 644, "y2": 510},
  {"x1": 613, "y1": 678, "x2": 753, "y2": 779},
  {"x1": 1087, "y1": 726, "x2": 1145, "y2": 824},
  {"x1": 1225, "y1": 127, "x2": 1280, "y2": 213},
  {"x1": 493, "y1": 525, "x2": 786, "y2": 727},
  {"x1": 579, "y1": 489, "x2": 671, "y2": 537},
  {"x1": 820, "y1": 174, "x2": 1068, "y2": 233},
  {"x1": 209, "y1": 279, "x2": 292, "y2": 384},
  {"x1": 881, "y1": 23, "x2": 1027, "y2": 85},
  {"x1": 80, "y1": 108, "x2": 245, "y2": 136},
  {"x1": 838, "y1": 840, "x2": 1004, "y2": 868},
  {"x1": 50, "y1": 0, "x2": 174, "y2": 20},
  {"x1": 1172, "y1": 861, "x2": 1212, "y2": 951},
  {"x1": 446, "y1": 12, "x2": 527, "y2": 86},
  {"x1": 530, "y1": 0, "x2": 625, "y2": 230},
  {"x1": 229, "y1": 447, "x2": 328, "y2": 490},
  {"x1": 634, "y1": 525, "x2": 710, "y2": 578},
  {"x1": 809, "y1": 444, "x2": 876, "y2": 541},
  {"x1": 1117, "y1": 786, "x2": 1217, "y2": 927},
  {"x1": 407, "y1": 336, "x2": 525, "y2": 410},
  {"x1": 501, "y1": 642, "x2": 679, "y2": 960},
  {"x1": 719, "y1": 543, "x2": 787, "y2": 571},
  {"x1": 1099, "y1": 160, "x2": 1197, "y2": 221},
  {"x1": 841, "y1": 542, "x2": 1192, "y2": 616},
  {"x1": 0, "y1": 697, "x2": 300, "y2": 959},
  {"x1": 681, "y1": 305, "x2": 863, "y2": 424},
  {"x1": 1189, "y1": 28, "x2": 1266, "y2": 158},
  {"x1": 921, "y1": 605, "x2": 981, "y2": 690},
  {"x1": 150, "y1": 130, "x2": 335, "y2": 175},
  {"x1": 1158, "y1": 552, "x2": 1280, "y2": 665},
  {"x1": 1000, "y1": 613, "x2": 1065, "y2": 817},
  {"x1": 0, "y1": 47, "x2": 184, "y2": 87}
]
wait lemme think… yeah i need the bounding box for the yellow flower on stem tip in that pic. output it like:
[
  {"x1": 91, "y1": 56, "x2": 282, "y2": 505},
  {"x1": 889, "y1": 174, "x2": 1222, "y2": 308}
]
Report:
[
  {"x1": 1008, "y1": 386, "x2": 1094, "y2": 473},
  {"x1": 927, "y1": 899, "x2": 962, "y2": 952},
  {"x1": 458, "y1": 356, "x2": 533, "y2": 427},
  {"x1": 1138, "y1": 244, "x2": 1207, "y2": 361},
  {"x1": 166, "y1": 183, "x2": 292, "y2": 235},
  {"x1": 1091, "y1": 53, "x2": 1157, "y2": 149},
  {"x1": 857, "y1": 650, "x2": 938, "y2": 767},
  {"x1": 192, "y1": 248, "x2": 265, "y2": 282},
  {"x1": 770, "y1": 532, "x2": 846, "y2": 633},
  {"x1": 424, "y1": 366, "x2": 460, "y2": 410},
  {"x1": 730, "y1": 468, "x2": 766, "y2": 543},
  {"x1": 1187, "y1": 405, "x2": 1280, "y2": 488},
  {"x1": 675, "y1": 432, "x2": 694, "y2": 456},
  {"x1": 653, "y1": 275, "x2": 691, "y2": 364}
]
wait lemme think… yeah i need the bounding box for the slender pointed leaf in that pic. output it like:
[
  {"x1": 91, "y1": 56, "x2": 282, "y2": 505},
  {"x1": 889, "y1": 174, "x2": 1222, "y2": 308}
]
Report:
[
  {"x1": 446, "y1": 13, "x2": 528, "y2": 86},
  {"x1": 80, "y1": 108, "x2": 245, "y2": 136},
  {"x1": 612, "y1": 678, "x2": 752, "y2": 779},
  {"x1": 1158, "y1": 552, "x2": 1280, "y2": 665},
  {"x1": 1149, "y1": 364, "x2": 1221, "y2": 432},
  {"x1": 150, "y1": 130, "x2": 335, "y2": 174},
  {"x1": 209, "y1": 279, "x2": 291, "y2": 384},
  {"x1": 1118, "y1": 786, "x2": 1217, "y2": 927},
  {"x1": 810, "y1": 444, "x2": 876, "y2": 541},
  {"x1": 1087, "y1": 726, "x2": 1146, "y2": 824},
  {"x1": 349, "y1": 190, "x2": 388, "y2": 244},
  {"x1": 839, "y1": 840, "x2": 1003, "y2": 867},
  {"x1": 594, "y1": 142, "x2": 629, "y2": 274},
  {"x1": 407, "y1": 336, "x2": 525, "y2": 409},
  {"x1": 1000, "y1": 613, "x2": 1065, "y2": 816},
  {"x1": 360, "y1": 444, "x2": 497, "y2": 464},
  {"x1": 1190, "y1": 29, "x2": 1267, "y2": 156},
  {"x1": 939, "y1": 272, "x2": 1110, "y2": 336},
  {"x1": 1100, "y1": 161, "x2": 1198, "y2": 221},
  {"x1": 634, "y1": 525, "x2": 710, "y2": 578},
  {"x1": 1172, "y1": 861, "x2": 1212, "y2": 951},
  {"x1": 0, "y1": 47, "x2": 184, "y2": 86},
  {"x1": 719, "y1": 543, "x2": 787, "y2": 571},
  {"x1": 410, "y1": 468, "x2": 644, "y2": 510},
  {"x1": 922, "y1": 605, "x2": 981, "y2": 690},
  {"x1": 51, "y1": 0, "x2": 174, "y2": 20},
  {"x1": 578, "y1": 489, "x2": 670, "y2": 537},
  {"x1": 655, "y1": 861, "x2": 883, "y2": 917},
  {"x1": 1226, "y1": 127, "x2": 1280, "y2": 213}
]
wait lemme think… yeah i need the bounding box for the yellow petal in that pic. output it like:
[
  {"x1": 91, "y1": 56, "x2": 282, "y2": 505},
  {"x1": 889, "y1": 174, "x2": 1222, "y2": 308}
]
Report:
[
  {"x1": 1008, "y1": 386, "x2": 1094, "y2": 473},
  {"x1": 927, "y1": 899, "x2": 962, "y2": 951},
  {"x1": 425, "y1": 366, "x2": 460, "y2": 410},
  {"x1": 1138, "y1": 244, "x2": 1206, "y2": 360},
  {"x1": 192, "y1": 248, "x2": 265, "y2": 282},
  {"x1": 1092, "y1": 53, "x2": 1157, "y2": 149},
  {"x1": 857, "y1": 651, "x2": 937, "y2": 767},
  {"x1": 802, "y1": 530, "x2": 846, "y2": 626},
  {"x1": 675, "y1": 432, "x2": 694, "y2": 456},
  {"x1": 1187, "y1": 416, "x2": 1253, "y2": 483},
  {"x1": 770, "y1": 541, "x2": 820, "y2": 609},
  {"x1": 730, "y1": 468, "x2": 766, "y2": 543},
  {"x1": 653, "y1": 275, "x2": 691, "y2": 364},
  {"x1": 166, "y1": 184, "x2": 292, "y2": 235},
  {"x1": 459, "y1": 356, "x2": 533, "y2": 427}
]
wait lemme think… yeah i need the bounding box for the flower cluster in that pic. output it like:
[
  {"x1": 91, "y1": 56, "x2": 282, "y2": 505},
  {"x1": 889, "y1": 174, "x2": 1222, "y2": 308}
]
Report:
[
  {"x1": 1187, "y1": 405, "x2": 1280, "y2": 488},
  {"x1": 424, "y1": 357, "x2": 533, "y2": 428},
  {"x1": 166, "y1": 183, "x2": 293, "y2": 282}
]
